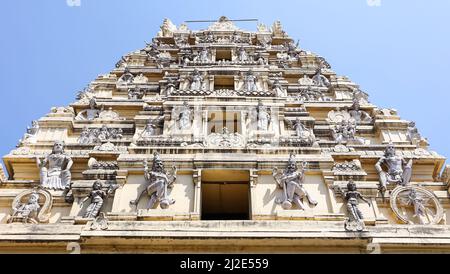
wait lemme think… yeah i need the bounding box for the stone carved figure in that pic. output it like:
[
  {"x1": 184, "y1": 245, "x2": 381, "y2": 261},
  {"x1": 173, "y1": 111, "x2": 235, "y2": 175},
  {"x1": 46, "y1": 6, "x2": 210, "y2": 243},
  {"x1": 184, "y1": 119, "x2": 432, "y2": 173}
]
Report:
[
  {"x1": 390, "y1": 186, "x2": 444, "y2": 225},
  {"x1": 285, "y1": 40, "x2": 300, "y2": 59},
  {"x1": 237, "y1": 47, "x2": 249, "y2": 62},
  {"x1": 130, "y1": 152, "x2": 177, "y2": 209},
  {"x1": 205, "y1": 127, "x2": 246, "y2": 148},
  {"x1": 141, "y1": 123, "x2": 156, "y2": 138},
  {"x1": 98, "y1": 107, "x2": 123, "y2": 121},
  {"x1": 257, "y1": 101, "x2": 271, "y2": 131},
  {"x1": 117, "y1": 67, "x2": 134, "y2": 85},
  {"x1": 36, "y1": 141, "x2": 73, "y2": 190},
  {"x1": 331, "y1": 119, "x2": 359, "y2": 144},
  {"x1": 254, "y1": 52, "x2": 266, "y2": 65},
  {"x1": 164, "y1": 78, "x2": 179, "y2": 95},
  {"x1": 75, "y1": 98, "x2": 100, "y2": 121},
  {"x1": 312, "y1": 68, "x2": 330, "y2": 88},
  {"x1": 196, "y1": 47, "x2": 211, "y2": 63},
  {"x1": 348, "y1": 97, "x2": 372, "y2": 123},
  {"x1": 375, "y1": 143, "x2": 413, "y2": 194},
  {"x1": 242, "y1": 69, "x2": 259, "y2": 92},
  {"x1": 188, "y1": 69, "x2": 205, "y2": 91},
  {"x1": 128, "y1": 87, "x2": 145, "y2": 100},
  {"x1": 272, "y1": 154, "x2": 318, "y2": 210},
  {"x1": 269, "y1": 79, "x2": 287, "y2": 97},
  {"x1": 7, "y1": 188, "x2": 53, "y2": 224},
  {"x1": 295, "y1": 86, "x2": 331, "y2": 102},
  {"x1": 9, "y1": 192, "x2": 40, "y2": 223},
  {"x1": 177, "y1": 101, "x2": 193, "y2": 130},
  {"x1": 293, "y1": 118, "x2": 317, "y2": 144},
  {"x1": 407, "y1": 122, "x2": 426, "y2": 145},
  {"x1": 80, "y1": 181, "x2": 118, "y2": 219},
  {"x1": 298, "y1": 75, "x2": 314, "y2": 86},
  {"x1": 78, "y1": 126, "x2": 123, "y2": 145},
  {"x1": 336, "y1": 179, "x2": 371, "y2": 231}
]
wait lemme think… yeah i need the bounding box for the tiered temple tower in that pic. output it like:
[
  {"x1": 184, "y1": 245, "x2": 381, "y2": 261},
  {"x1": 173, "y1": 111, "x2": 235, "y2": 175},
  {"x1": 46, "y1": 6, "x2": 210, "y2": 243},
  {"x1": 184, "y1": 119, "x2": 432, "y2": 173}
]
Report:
[{"x1": 1, "y1": 16, "x2": 450, "y2": 253}]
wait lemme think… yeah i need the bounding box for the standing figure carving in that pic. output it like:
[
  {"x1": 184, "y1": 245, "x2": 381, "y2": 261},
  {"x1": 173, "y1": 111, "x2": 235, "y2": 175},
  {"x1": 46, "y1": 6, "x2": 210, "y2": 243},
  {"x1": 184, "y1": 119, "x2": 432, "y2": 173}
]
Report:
[
  {"x1": 36, "y1": 141, "x2": 73, "y2": 190},
  {"x1": 243, "y1": 69, "x2": 258, "y2": 92},
  {"x1": 197, "y1": 47, "x2": 210, "y2": 62},
  {"x1": 237, "y1": 47, "x2": 249, "y2": 62},
  {"x1": 375, "y1": 143, "x2": 413, "y2": 194},
  {"x1": 336, "y1": 179, "x2": 371, "y2": 231},
  {"x1": 189, "y1": 69, "x2": 204, "y2": 91},
  {"x1": 130, "y1": 152, "x2": 177, "y2": 209},
  {"x1": 177, "y1": 101, "x2": 193, "y2": 130},
  {"x1": 272, "y1": 154, "x2": 318, "y2": 210},
  {"x1": 80, "y1": 181, "x2": 118, "y2": 219},
  {"x1": 257, "y1": 101, "x2": 270, "y2": 131}
]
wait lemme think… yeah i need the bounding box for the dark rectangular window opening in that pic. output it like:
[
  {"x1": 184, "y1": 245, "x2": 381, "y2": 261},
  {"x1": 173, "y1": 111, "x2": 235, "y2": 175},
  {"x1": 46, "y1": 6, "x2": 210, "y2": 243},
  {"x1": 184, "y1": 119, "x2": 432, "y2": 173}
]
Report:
[
  {"x1": 201, "y1": 170, "x2": 250, "y2": 220},
  {"x1": 216, "y1": 49, "x2": 232, "y2": 61},
  {"x1": 214, "y1": 76, "x2": 234, "y2": 91}
]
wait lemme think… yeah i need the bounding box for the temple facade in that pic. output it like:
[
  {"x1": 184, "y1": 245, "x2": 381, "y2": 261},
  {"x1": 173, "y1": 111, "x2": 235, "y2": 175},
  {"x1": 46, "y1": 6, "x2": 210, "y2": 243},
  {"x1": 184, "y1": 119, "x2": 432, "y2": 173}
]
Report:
[{"x1": 1, "y1": 16, "x2": 450, "y2": 253}]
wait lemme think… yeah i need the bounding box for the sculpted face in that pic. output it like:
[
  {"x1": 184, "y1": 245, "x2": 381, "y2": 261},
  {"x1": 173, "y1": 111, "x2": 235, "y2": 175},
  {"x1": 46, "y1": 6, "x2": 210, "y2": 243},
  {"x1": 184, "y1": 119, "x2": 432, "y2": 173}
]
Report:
[
  {"x1": 347, "y1": 182, "x2": 356, "y2": 191},
  {"x1": 89, "y1": 98, "x2": 96, "y2": 108},
  {"x1": 52, "y1": 141, "x2": 64, "y2": 154},
  {"x1": 385, "y1": 144, "x2": 395, "y2": 157},
  {"x1": 28, "y1": 193, "x2": 39, "y2": 204},
  {"x1": 93, "y1": 181, "x2": 102, "y2": 190}
]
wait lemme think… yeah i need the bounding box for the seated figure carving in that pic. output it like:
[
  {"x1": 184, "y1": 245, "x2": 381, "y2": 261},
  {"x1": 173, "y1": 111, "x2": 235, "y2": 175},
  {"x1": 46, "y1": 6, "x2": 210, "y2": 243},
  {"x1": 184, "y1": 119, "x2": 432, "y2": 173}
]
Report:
[{"x1": 36, "y1": 141, "x2": 73, "y2": 190}]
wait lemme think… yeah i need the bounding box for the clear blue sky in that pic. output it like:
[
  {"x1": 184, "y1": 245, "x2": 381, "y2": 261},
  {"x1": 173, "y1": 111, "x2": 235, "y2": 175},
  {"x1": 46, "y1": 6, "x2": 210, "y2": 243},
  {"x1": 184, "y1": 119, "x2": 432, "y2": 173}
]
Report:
[{"x1": 1, "y1": 0, "x2": 449, "y2": 167}]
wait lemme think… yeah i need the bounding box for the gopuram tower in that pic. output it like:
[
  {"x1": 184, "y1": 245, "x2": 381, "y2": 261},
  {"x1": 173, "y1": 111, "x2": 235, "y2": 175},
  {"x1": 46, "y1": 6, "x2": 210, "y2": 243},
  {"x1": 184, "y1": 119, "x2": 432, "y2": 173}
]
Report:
[{"x1": 0, "y1": 16, "x2": 449, "y2": 253}]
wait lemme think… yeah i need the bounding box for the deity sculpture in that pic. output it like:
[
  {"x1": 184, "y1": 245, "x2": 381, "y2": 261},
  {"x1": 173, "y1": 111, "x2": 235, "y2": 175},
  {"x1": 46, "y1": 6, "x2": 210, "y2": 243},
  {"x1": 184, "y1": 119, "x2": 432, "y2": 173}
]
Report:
[
  {"x1": 139, "y1": 119, "x2": 158, "y2": 138},
  {"x1": 130, "y1": 152, "x2": 177, "y2": 209},
  {"x1": 254, "y1": 52, "x2": 266, "y2": 65},
  {"x1": 75, "y1": 97, "x2": 100, "y2": 121},
  {"x1": 348, "y1": 97, "x2": 372, "y2": 123},
  {"x1": 243, "y1": 69, "x2": 258, "y2": 92},
  {"x1": 331, "y1": 119, "x2": 358, "y2": 144},
  {"x1": 197, "y1": 47, "x2": 210, "y2": 62},
  {"x1": 232, "y1": 31, "x2": 242, "y2": 43},
  {"x1": 164, "y1": 78, "x2": 179, "y2": 95},
  {"x1": 293, "y1": 118, "x2": 317, "y2": 144},
  {"x1": 407, "y1": 189, "x2": 426, "y2": 221},
  {"x1": 237, "y1": 47, "x2": 249, "y2": 62},
  {"x1": 375, "y1": 143, "x2": 413, "y2": 193},
  {"x1": 177, "y1": 101, "x2": 193, "y2": 130},
  {"x1": 272, "y1": 154, "x2": 318, "y2": 210},
  {"x1": 9, "y1": 192, "x2": 40, "y2": 224},
  {"x1": 189, "y1": 69, "x2": 204, "y2": 91},
  {"x1": 80, "y1": 180, "x2": 117, "y2": 219},
  {"x1": 285, "y1": 40, "x2": 300, "y2": 58},
  {"x1": 257, "y1": 101, "x2": 270, "y2": 131},
  {"x1": 270, "y1": 79, "x2": 287, "y2": 97},
  {"x1": 36, "y1": 141, "x2": 73, "y2": 190},
  {"x1": 336, "y1": 179, "x2": 371, "y2": 231},
  {"x1": 312, "y1": 68, "x2": 330, "y2": 88},
  {"x1": 128, "y1": 87, "x2": 145, "y2": 100},
  {"x1": 118, "y1": 67, "x2": 134, "y2": 85}
]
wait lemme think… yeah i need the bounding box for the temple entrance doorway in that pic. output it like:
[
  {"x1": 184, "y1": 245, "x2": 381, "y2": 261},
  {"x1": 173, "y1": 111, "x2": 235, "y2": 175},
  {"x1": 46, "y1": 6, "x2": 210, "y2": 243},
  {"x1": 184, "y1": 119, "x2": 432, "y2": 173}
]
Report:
[{"x1": 201, "y1": 170, "x2": 250, "y2": 220}]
